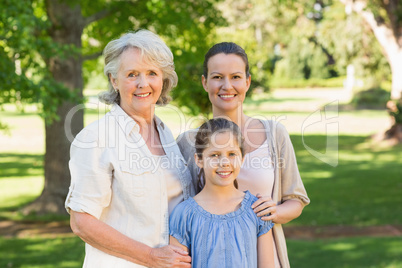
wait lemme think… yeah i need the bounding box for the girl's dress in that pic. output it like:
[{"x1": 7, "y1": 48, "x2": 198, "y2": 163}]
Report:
[{"x1": 169, "y1": 191, "x2": 274, "y2": 268}]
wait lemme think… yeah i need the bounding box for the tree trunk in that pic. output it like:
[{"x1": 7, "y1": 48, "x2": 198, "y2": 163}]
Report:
[
  {"x1": 390, "y1": 50, "x2": 402, "y2": 100},
  {"x1": 22, "y1": 0, "x2": 84, "y2": 215}
]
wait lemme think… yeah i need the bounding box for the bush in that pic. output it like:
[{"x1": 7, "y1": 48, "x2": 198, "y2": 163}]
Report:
[
  {"x1": 351, "y1": 87, "x2": 390, "y2": 109},
  {"x1": 387, "y1": 100, "x2": 402, "y2": 124}
]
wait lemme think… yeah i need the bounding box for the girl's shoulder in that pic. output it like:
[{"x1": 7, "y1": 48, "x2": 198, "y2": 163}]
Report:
[{"x1": 170, "y1": 198, "x2": 198, "y2": 219}]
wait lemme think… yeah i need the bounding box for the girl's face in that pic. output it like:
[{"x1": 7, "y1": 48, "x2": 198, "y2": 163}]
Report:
[
  {"x1": 196, "y1": 131, "x2": 243, "y2": 189},
  {"x1": 202, "y1": 53, "x2": 251, "y2": 114},
  {"x1": 111, "y1": 48, "x2": 164, "y2": 117}
]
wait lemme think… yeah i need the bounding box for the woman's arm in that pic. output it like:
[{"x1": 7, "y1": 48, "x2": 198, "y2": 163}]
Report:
[
  {"x1": 257, "y1": 230, "x2": 275, "y2": 268},
  {"x1": 252, "y1": 197, "x2": 303, "y2": 224},
  {"x1": 70, "y1": 211, "x2": 191, "y2": 268}
]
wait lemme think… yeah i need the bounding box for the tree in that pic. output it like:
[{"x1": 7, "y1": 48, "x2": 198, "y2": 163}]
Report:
[
  {"x1": 317, "y1": 2, "x2": 390, "y2": 82},
  {"x1": 340, "y1": 0, "x2": 402, "y2": 100},
  {"x1": 339, "y1": 0, "x2": 402, "y2": 143},
  {"x1": 0, "y1": 0, "x2": 223, "y2": 215}
]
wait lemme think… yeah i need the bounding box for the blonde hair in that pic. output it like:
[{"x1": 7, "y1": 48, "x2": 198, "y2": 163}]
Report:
[{"x1": 99, "y1": 29, "x2": 177, "y2": 105}]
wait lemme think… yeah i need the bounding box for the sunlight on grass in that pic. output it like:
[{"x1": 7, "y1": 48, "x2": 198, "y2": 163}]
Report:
[
  {"x1": 288, "y1": 237, "x2": 402, "y2": 268},
  {"x1": 323, "y1": 242, "x2": 356, "y2": 251},
  {"x1": 292, "y1": 135, "x2": 402, "y2": 227},
  {"x1": 0, "y1": 236, "x2": 85, "y2": 268},
  {"x1": 0, "y1": 177, "x2": 44, "y2": 210},
  {"x1": 300, "y1": 170, "x2": 333, "y2": 180}
]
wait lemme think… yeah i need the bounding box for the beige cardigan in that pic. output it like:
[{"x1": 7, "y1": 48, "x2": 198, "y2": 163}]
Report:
[{"x1": 176, "y1": 120, "x2": 310, "y2": 268}]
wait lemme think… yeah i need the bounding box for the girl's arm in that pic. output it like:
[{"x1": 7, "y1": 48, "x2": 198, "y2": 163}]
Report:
[
  {"x1": 71, "y1": 211, "x2": 191, "y2": 268},
  {"x1": 169, "y1": 236, "x2": 189, "y2": 253},
  {"x1": 257, "y1": 230, "x2": 275, "y2": 268}
]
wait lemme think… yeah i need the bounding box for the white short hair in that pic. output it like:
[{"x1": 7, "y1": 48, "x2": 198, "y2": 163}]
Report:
[{"x1": 99, "y1": 29, "x2": 178, "y2": 105}]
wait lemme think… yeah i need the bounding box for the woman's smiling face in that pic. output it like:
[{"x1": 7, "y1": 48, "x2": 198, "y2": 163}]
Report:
[
  {"x1": 202, "y1": 53, "x2": 251, "y2": 114},
  {"x1": 111, "y1": 47, "x2": 164, "y2": 117}
]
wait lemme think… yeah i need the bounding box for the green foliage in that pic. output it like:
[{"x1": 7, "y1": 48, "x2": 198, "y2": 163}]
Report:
[
  {"x1": 352, "y1": 87, "x2": 391, "y2": 108},
  {"x1": 273, "y1": 12, "x2": 334, "y2": 81},
  {"x1": 271, "y1": 1, "x2": 392, "y2": 90},
  {"x1": 0, "y1": 0, "x2": 225, "y2": 118},
  {"x1": 212, "y1": 0, "x2": 285, "y2": 94},
  {"x1": 317, "y1": 2, "x2": 391, "y2": 81},
  {"x1": 0, "y1": 0, "x2": 82, "y2": 123},
  {"x1": 79, "y1": 0, "x2": 226, "y2": 116}
]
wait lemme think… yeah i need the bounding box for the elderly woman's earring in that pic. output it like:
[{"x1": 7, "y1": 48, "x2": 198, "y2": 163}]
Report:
[{"x1": 114, "y1": 88, "x2": 119, "y2": 93}]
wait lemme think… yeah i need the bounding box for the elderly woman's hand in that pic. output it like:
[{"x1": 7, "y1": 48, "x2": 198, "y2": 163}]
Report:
[
  {"x1": 252, "y1": 193, "x2": 277, "y2": 222},
  {"x1": 148, "y1": 245, "x2": 191, "y2": 268}
]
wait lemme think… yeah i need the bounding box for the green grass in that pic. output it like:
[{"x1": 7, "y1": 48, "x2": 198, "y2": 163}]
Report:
[
  {"x1": 0, "y1": 236, "x2": 400, "y2": 268},
  {"x1": 290, "y1": 134, "x2": 402, "y2": 226},
  {"x1": 0, "y1": 236, "x2": 85, "y2": 268},
  {"x1": 287, "y1": 237, "x2": 402, "y2": 268},
  {"x1": 0, "y1": 154, "x2": 44, "y2": 220}
]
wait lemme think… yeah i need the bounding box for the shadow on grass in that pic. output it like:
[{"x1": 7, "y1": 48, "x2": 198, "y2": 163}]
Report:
[
  {"x1": 288, "y1": 236, "x2": 402, "y2": 268},
  {"x1": 0, "y1": 195, "x2": 38, "y2": 213},
  {"x1": 0, "y1": 153, "x2": 43, "y2": 178},
  {"x1": 0, "y1": 236, "x2": 85, "y2": 268},
  {"x1": 290, "y1": 134, "x2": 402, "y2": 227}
]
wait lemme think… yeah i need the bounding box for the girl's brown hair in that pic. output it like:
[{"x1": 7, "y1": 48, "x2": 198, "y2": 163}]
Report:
[{"x1": 195, "y1": 118, "x2": 244, "y2": 192}]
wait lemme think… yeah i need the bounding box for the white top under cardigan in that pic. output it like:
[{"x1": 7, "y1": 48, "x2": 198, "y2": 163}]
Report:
[
  {"x1": 177, "y1": 119, "x2": 310, "y2": 268},
  {"x1": 65, "y1": 104, "x2": 194, "y2": 268},
  {"x1": 237, "y1": 139, "x2": 280, "y2": 268}
]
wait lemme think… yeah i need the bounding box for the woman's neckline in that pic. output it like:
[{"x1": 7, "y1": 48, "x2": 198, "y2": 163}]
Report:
[{"x1": 243, "y1": 138, "x2": 268, "y2": 157}]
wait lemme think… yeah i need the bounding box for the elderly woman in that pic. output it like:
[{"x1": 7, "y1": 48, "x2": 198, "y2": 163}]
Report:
[{"x1": 65, "y1": 30, "x2": 194, "y2": 268}]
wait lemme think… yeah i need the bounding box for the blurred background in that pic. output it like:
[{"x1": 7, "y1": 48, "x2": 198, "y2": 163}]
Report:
[{"x1": 1, "y1": 0, "x2": 401, "y2": 267}]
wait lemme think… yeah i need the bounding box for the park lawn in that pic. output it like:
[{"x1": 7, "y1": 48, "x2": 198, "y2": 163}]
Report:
[
  {"x1": 287, "y1": 236, "x2": 402, "y2": 268},
  {"x1": 1, "y1": 134, "x2": 401, "y2": 226},
  {"x1": 1, "y1": 236, "x2": 401, "y2": 268},
  {"x1": 0, "y1": 236, "x2": 85, "y2": 268},
  {"x1": 289, "y1": 134, "x2": 402, "y2": 227}
]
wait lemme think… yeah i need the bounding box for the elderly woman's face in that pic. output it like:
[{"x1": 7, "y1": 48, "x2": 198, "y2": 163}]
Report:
[{"x1": 112, "y1": 48, "x2": 163, "y2": 117}]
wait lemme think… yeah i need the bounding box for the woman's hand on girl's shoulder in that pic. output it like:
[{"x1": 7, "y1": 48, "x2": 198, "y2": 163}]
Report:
[
  {"x1": 252, "y1": 193, "x2": 277, "y2": 222},
  {"x1": 148, "y1": 245, "x2": 191, "y2": 268}
]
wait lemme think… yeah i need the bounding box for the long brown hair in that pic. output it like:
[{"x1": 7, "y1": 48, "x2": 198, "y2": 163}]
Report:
[{"x1": 195, "y1": 118, "x2": 244, "y2": 192}]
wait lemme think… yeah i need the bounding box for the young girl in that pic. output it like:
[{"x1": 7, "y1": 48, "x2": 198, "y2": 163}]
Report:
[{"x1": 170, "y1": 118, "x2": 275, "y2": 268}]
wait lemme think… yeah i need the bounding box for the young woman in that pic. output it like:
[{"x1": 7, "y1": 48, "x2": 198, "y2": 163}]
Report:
[
  {"x1": 170, "y1": 118, "x2": 275, "y2": 268},
  {"x1": 177, "y1": 42, "x2": 310, "y2": 268}
]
